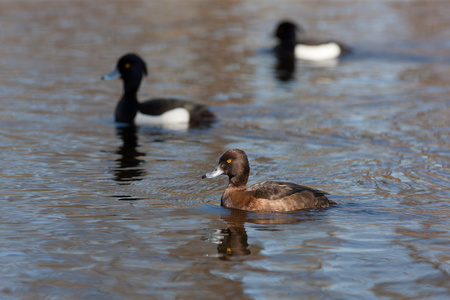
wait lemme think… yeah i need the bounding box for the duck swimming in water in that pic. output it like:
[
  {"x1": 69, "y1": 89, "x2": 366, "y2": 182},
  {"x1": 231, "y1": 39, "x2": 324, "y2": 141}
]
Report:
[
  {"x1": 102, "y1": 53, "x2": 215, "y2": 128},
  {"x1": 274, "y1": 20, "x2": 351, "y2": 61},
  {"x1": 202, "y1": 149, "x2": 335, "y2": 212}
]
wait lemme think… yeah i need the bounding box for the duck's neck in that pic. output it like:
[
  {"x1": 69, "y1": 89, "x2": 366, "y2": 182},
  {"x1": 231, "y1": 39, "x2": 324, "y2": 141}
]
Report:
[
  {"x1": 228, "y1": 170, "x2": 249, "y2": 189},
  {"x1": 122, "y1": 71, "x2": 144, "y2": 101},
  {"x1": 279, "y1": 40, "x2": 297, "y2": 51},
  {"x1": 122, "y1": 90, "x2": 138, "y2": 103},
  {"x1": 122, "y1": 81, "x2": 140, "y2": 102},
  {"x1": 115, "y1": 81, "x2": 140, "y2": 123}
]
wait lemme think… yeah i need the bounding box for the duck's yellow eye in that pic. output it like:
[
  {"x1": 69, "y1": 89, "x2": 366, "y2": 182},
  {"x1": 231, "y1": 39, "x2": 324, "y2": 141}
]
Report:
[
  {"x1": 125, "y1": 63, "x2": 131, "y2": 69},
  {"x1": 227, "y1": 159, "x2": 231, "y2": 163}
]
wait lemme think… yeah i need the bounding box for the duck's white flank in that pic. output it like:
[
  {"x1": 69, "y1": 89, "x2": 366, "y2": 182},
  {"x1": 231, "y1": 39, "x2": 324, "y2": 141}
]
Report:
[
  {"x1": 135, "y1": 107, "x2": 190, "y2": 126},
  {"x1": 295, "y1": 42, "x2": 341, "y2": 61}
]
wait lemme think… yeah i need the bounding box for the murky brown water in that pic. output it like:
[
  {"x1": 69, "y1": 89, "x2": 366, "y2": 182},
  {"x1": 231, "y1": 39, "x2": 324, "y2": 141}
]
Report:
[{"x1": 0, "y1": 0, "x2": 449, "y2": 299}]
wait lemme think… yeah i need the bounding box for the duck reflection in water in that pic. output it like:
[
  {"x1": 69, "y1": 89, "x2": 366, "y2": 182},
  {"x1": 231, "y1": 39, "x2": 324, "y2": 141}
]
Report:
[
  {"x1": 217, "y1": 209, "x2": 251, "y2": 259},
  {"x1": 214, "y1": 209, "x2": 315, "y2": 260},
  {"x1": 273, "y1": 48, "x2": 297, "y2": 83},
  {"x1": 113, "y1": 125, "x2": 146, "y2": 184}
]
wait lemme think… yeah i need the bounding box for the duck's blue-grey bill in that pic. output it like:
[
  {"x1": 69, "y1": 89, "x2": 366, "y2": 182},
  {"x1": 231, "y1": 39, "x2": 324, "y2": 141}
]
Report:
[
  {"x1": 202, "y1": 164, "x2": 224, "y2": 179},
  {"x1": 102, "y1": 67, "x2": 121, "y2": 80}
]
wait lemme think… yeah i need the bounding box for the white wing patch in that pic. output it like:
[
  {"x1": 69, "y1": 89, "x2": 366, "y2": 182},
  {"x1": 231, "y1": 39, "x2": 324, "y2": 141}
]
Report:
[
  {"x1": 295, "y1": 42, "x2": 341, "y2": 61},
  {"x1": 135, "y1": 107, "x2": 190, "y2": 130}
]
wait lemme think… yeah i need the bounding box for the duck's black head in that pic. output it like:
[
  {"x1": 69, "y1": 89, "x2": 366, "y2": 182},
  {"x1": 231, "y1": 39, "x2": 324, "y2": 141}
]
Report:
[
  {"x1": 275, "y1": 21, "x2": 304, "y2": 45},
  {"x1": 202, "y1": 149, "x2": 250, "y2": 187},
  {"x1": 103, "y1": 53, "x2": 148, "y2": 94}
]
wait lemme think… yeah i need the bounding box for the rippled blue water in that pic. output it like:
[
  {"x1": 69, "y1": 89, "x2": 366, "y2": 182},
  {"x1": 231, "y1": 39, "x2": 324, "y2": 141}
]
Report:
[{"x1": 0, "y1": 0, "x2": 449, "y2": 299}]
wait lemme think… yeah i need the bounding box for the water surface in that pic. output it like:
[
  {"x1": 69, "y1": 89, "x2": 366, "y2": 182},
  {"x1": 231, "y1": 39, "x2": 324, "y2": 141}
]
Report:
[{"x1": 0, "y1": 0, "x2": 449, "y2": 299}]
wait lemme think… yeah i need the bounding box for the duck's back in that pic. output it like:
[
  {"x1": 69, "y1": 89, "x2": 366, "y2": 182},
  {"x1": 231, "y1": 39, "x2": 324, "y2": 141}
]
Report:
[
  {"x1": 247, "y1": 181, "x2": 334, "y2": 211},
  {"x1": 139, "y1": 98, "x2": 189, "y2": 116},
  {"x1": 138, "y1": 98, "x2": 215, "y2": 126}
]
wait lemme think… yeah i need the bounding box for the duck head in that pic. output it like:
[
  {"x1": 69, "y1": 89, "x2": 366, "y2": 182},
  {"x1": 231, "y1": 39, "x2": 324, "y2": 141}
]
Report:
[
  {"x1": 275, "y1": 21, "x2": 304, "y2": 45},
  {"x1": 102, "y1": 53, "x2": 148, "y2": 94},
  {"x1": 202, "y1": 149, "x2": 250, "y2": 187}
]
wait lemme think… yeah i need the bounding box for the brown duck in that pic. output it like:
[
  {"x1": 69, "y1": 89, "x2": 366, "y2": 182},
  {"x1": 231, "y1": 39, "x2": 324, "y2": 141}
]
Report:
[{"x1": 202, "y1": 149, "x2": 335, "y2": 212}]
